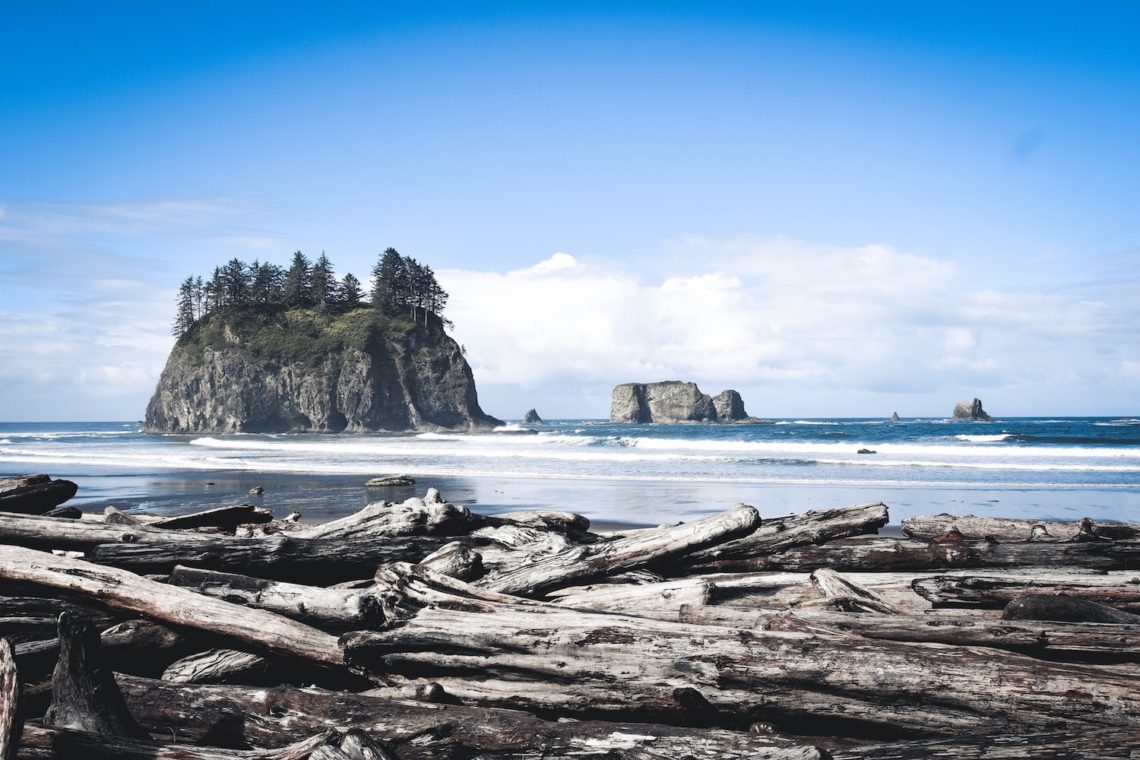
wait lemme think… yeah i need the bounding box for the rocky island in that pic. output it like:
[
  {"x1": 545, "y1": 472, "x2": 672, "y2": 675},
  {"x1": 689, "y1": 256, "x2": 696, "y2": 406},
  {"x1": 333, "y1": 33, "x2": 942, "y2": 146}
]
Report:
[
  {"x1": 144, "y1": 250, "x2": 502, "y2": 433},
  {"x1": 952, "y1": 397, "x2": 993, "y2": 421},
  {"x1": 610, "y1": 381, "x2": 761, "y2": 423}
]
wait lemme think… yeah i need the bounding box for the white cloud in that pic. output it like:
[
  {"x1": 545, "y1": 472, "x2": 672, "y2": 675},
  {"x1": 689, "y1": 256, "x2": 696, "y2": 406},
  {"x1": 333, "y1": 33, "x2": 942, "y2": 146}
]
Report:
[{"x1": 442, "y1": 238, "x2": 1140, "y2": 417}]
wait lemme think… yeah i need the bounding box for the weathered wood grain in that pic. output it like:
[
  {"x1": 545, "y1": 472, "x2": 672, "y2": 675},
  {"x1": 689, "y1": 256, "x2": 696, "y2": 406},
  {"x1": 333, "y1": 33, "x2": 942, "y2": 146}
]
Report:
[{"x1": 0, "y1": 546, "x2": 342, "y2": 668}]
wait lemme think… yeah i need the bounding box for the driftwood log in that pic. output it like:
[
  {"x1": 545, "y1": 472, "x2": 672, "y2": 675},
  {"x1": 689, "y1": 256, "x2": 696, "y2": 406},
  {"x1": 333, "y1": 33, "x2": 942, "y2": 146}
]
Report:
[
  {"x1": 0, "y1": 476, "x2": 78, "y2": 516},
  {"x1": 151, "y1": 505, "x2": 273, "y2": 532},
  {"x1": 1002, "y1": 594, "x2": 1140, "y2": 625},
  {"x1": 342, "y1": 563, "x2": 1140, "y2": 737},
  {"x1": 16, "y1": 725, "x2": 372, "y2": 760},
  {"x1": 0, "y1": 546, "x2": 343, "y2": 669},
  {"x1": 4, "y1": 487, "x2": 1140, "y2": 757},
  {"x1": 168, "y1": 566, "x2": 382, "y2": 630},
  {"x1": 0, "y1": 512, "x2": 220, "y2": 552},
  {"x1": 912, "y1": 572, "x2": 1140, "y2": 610},
  {"x1": 831, "y1": 726, "x2": 1140, "y2": 759},
  {"x1": 42, "y1": 611, "x2": 144, "y2": 737},
  {"x1": 681, "y1": 502, "x2": 889, "y2": 570},
  {"x1": 115, "y1": 675, "x2": 827, "y2": 759},
  {"x1": 902, "y1": 513, "x2": 1140, "y2": 542},
  {"x1": 477, "y1": 503, "x2": 760, "y2": 596},
  {"x1": 0, "y1": 639, "x2": 19, "y2": 760},
  {"x1": 290, "y1": 496, "x2": 486, "y2": 541},
  {"x1": 87, "y1": 534, "x2": 459, "y2": 584},
  {"x1": 718, "y1": 535, "x2": 1140, "y2": 573},
  {"x1": 14, "y1": 620, "x2": 188, "y2": 683}
]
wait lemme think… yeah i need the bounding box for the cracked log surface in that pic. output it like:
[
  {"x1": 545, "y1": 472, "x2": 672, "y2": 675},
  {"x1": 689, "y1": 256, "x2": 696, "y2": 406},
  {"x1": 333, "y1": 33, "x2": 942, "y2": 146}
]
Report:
[
  {"x1": 723, "y1": 536, "x2": 1140, "y2": 573},
  {"x1": 0, "y1": 545, "x2": 343, "y2": 668},
  {"x1": 168, "y1": 566, "x2": 382, "y2": 630},
  {"x1": 87, "y1": 534, "x2": 458, "y2": 584},
  {"x1": 115, "y1": 675, "x2": 828, "y2": 760},
  {"x1": 477, "y1": 503, "x2": 760, "y2": 597},
  {"x1": 912, "y1": 572, "x2": 1140, "y2": 610},
  {"x1": 902, "y1": 513, "x2": 1140, "y2": 542},
  {"x1": 681, "y1": 502, "x2": 889, "y2": 570},
  {"x1": 341, "y1": 563, "x2": 1140, "y2": 737}
]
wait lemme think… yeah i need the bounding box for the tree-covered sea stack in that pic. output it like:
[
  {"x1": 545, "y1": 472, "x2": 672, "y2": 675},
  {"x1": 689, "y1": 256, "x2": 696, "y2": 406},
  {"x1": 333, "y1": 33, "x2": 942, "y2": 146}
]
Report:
[{"x1": 151, "y1": 249, "x2": 500, "y2": 434}]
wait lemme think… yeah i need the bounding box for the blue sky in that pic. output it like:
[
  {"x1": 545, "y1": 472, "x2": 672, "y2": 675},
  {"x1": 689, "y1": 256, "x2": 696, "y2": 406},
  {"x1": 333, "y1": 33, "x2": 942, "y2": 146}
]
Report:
[{"x1": 2, "y1": 2, "x2": 1139, "y2": 420}]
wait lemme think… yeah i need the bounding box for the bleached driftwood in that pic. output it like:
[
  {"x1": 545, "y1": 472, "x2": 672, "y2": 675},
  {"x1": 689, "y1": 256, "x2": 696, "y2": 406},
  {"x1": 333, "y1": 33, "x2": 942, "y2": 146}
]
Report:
[
  {"x1": 902, "y1": 513, "x2": 1140, "y2": 542},
  {"x1": 168, "y1": 566, "x2": 382, "y2": 629},
  {"x1": 681, "y1": 502, "x2": 889, "y2": 570},
  {"x1": 731, "y1": 536, "x2": 1140, "y2": 573},
  {"x1": 830, "y1": 726, "x2": 1140, "y2": 760},
  {"x1": 342, "y1": 564, "x2": 1140, "y2": 736},
  {"x1": 87, "y1": 534, "x2": 457, "y2": 584},
  {"x1": 15, "y1": 725, "x2": 370, "y2": 760},
  {"x1": 0, "y1": 546, "x2": 342, "y2": 668},
  {"x1": 0, "y1": 512, "x2": 220, "y2": 552},
  {"x1": 478, "y1": 503, "x2": 760, "y2": 597},
  {"x1": 0, "y1": 639, "x2": 19, "y2": 760},
  {"x1": 1002, "y1": 594, "x2": 1140, "y2": 624},
  {"x1": 912, "y1": 572, "x2": 1140, "y2": 610},
  {"x1": 115, "y1": 675, "x2": 827, "y2": 760},
  {"x1": 805, "y1": 568, "x2": 901, "y2": 613},
  {"x1": 290, "y1": 497, "x2": 485, "y2": 541}
]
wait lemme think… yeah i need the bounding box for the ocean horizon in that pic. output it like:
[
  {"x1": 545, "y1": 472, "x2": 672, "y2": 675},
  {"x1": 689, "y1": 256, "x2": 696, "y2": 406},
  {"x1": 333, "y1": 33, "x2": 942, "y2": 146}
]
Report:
[{"x1": 2, "y1": 416, "x2": 1138, "y2": 528}]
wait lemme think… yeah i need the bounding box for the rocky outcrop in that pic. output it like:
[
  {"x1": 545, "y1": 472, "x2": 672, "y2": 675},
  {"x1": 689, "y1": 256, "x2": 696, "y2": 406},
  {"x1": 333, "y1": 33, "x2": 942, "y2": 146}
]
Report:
[
  {"x1": 891, "y1": 412, "x2": 901, "y2": 422},
  {"x1": 522, "y1": 409, "x2": 543, "y2": 424},
  {"x1": 144, "y1": 307, "x2": 502, "y2": 433},
  {"x1": 952, "y1": 398, "x2": 993, "y2": 422},
  {"x1": 610, "y1": 382, "x2": 754, "y2": 423},
  {"x1": 711, "y1": 390, "x2": 748, "y2": 421}
]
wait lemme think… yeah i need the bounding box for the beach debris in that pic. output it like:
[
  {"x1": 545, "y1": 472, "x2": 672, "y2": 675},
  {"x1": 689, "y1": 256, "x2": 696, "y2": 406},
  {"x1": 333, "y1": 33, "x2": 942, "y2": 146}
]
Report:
[
  {"x1": 103, "y1": 506, "x2": 144, "y2": 526},
  {"x1": 912, "y1": 572, "x2": 1140, "y2": 611},
  {"x1": 43, "y1": 610, "x2": 145, "y2": 737},
  {"x1": 0, "y1": 474, "x2": 78, "y2": 515},
  {"x1": 150, "y1": 504, "x2": 273, "y2": 532},
  {"x1": 43, "y1": 505, "x2": 81, "y2": 519},
  {"x1": 903, "y1": 513, "x2": 1140, "y2": 542},
  {"x1": 1, "y1": 489, "x2": 1139, "y2": 756},
  {"x1": 364, "y1": 475, "x2": 415, "y2": 487},
  {"x1": 0, "y1": 641, "x2": 18, "y2": 759}
]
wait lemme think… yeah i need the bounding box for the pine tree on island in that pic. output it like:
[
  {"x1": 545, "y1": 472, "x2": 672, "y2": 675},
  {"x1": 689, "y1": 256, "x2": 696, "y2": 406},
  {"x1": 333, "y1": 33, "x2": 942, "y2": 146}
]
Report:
[{"x1": 171, "y1": 248, "x2": 450, "y2": 337}]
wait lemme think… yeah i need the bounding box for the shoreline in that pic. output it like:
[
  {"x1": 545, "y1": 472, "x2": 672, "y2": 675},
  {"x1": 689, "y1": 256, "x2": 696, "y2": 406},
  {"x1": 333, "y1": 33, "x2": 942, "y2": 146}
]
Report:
[{"x1": 31, "y1": 466, "x2": 1139, "y2": 530}]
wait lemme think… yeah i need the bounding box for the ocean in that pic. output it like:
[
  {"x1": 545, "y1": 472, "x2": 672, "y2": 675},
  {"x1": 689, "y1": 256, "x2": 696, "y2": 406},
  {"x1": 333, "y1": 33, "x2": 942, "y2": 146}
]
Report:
[{"x1": 1, "y1": 417, "x2": 1139, "y2": 528}]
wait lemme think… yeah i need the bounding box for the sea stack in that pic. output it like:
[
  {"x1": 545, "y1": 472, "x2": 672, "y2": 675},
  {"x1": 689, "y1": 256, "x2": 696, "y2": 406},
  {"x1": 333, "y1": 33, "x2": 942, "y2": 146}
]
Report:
[
  {"x1": 145, "y1": 307, "x2": 502, "y2": 433},
  {"x1": 522, "y1": 408, "x2": 543, "y2": 424},
  {"x1": 891, "y1": 412, "x2": 901, "y2": 422},
  {"x1": 610, "y1": 381, "x2": 755, "y2": 423},
  {"x1": 952, "y1": 398, "x2": 993, "y2": 421}
]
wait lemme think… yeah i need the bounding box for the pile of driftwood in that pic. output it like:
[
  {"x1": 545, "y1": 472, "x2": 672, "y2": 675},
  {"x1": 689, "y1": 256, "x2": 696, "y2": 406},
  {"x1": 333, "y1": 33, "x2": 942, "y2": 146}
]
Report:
[{"x1": 1, "y1": 480, "x2": 1140, "y2": 759}]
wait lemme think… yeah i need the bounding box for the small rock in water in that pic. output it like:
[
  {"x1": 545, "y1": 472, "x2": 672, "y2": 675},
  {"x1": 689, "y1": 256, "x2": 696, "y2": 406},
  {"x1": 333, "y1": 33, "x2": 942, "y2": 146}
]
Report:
[
  {"x1": 248, "y1": 486, "x2": 264, "y2": 495},
  {"x1": 857, "y1": 448, "x2": 877, "y2": 454},
  {"x1": 366, "y1": 474, "x2": 416, "y2": 487}
]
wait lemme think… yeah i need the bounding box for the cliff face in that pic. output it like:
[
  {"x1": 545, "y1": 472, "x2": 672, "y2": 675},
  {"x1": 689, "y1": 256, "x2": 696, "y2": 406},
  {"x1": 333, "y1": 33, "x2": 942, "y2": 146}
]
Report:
[
  {"x1": 144, "y1": 307, "x2": 502, "y2": 433},
  {"x1": 610, "y1": 381, "x2": 751, "y2": 423}
]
